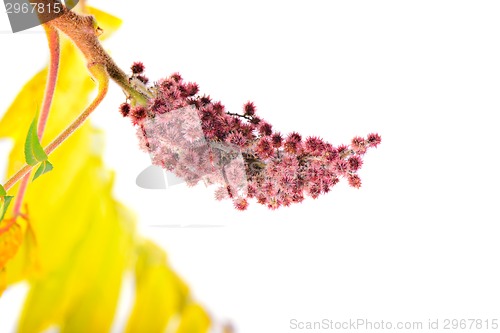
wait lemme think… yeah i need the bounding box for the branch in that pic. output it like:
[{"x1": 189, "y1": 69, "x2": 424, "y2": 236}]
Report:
[
  {"x1": 3, "y1": 3, "x2": 145, "y2": 194},
  {"x1": 2, "y1": 64, "x2": 109, "y2": 193},
  {"x1": 12, "y1": 26, "x2": 61, "y2": 217},
  {"x1": 38, "y1": 26, "x2": 60, "y2": 136},
  {"x1": 30, "y1": 0, "x2": 149, "y2": 105}
]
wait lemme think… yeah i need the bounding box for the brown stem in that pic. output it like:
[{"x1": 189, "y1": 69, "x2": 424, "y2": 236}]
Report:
[
  {"x1": 226, "y1": 111, "x2": 253, "y2": 121},
  {"x1": 29, "y1": 0, "x2": 149, "y2": 105},
  {"x1": 56, "y1": 1, "x2": 146, "y2": 104}
]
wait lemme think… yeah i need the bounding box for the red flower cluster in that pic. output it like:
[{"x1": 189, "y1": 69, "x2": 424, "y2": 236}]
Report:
[{"x1": 120, "y1": 63, "x2": 381, "y2": 210}]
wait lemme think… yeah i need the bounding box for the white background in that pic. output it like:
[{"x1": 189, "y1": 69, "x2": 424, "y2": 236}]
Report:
[{"x1": 1, "y1": 1, "x2": 500, "y2": 332}]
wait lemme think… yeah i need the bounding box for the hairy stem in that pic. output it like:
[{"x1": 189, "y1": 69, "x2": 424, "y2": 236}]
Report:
[
  {"x1": 2, "y1": 165, "x2": 31, "y2": 193},
  {"x1": 2, "y1": 64, "x2": 109, "y2": 193},
  {"x1": 12, "y1": 26, "x2": 61, "y2": 218},
  {"x1": 38, "y1": 26, "x2": 60, "y2": 136},
  {"x1": 12, "y1": 176, "x2": 29, "y2": 218},
  {"x1": 3, "y1": 3, "x2": 140, "y2": 195},
  {"x1": 29, "y1": 0, "x2": 149, "y2": 105},
  {"x1": 45, "y1": 64, "x2": 109, "y2": 153}
]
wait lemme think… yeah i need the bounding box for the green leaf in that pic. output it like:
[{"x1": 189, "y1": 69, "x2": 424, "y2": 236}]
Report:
[
  {"x1": 0, "y1": 196, "x2": 14, "y2": 222},
  {"x1": 33, "y1": 160, "x2": 54, "y2": 182},
  {"x1": 25, "y1": 114, "x2": 48, "y2": 166},
  {"x1": 0, "y1": 184, "x2": 6, "y2": 196}
]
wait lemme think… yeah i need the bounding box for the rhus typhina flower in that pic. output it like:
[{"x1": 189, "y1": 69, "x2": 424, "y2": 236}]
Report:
[{"x1": 121, "y1": 64, "x2": 381, "y2": 210}]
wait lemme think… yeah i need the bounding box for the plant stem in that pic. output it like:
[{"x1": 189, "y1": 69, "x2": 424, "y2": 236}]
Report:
[
  {"x1": 38, "y1": 26, "x2": 60, "y2": 136},
  {"x1": 32, "y1": 0, "x2": 149, "y2": 105},
  {"x1": 3, "y1": 2, "x2": 140, "y2": 193},
  {"x1": 12, "y1": 177, "x2": 29, "y2": 218},
  {"x1": 11, "y1": 26, "x2": 61, "y2": 218},
  {"x1": 2, "y1": 64, "x2": 109, "y2": 193},
  {"x1": 46, "y1": 64, "x2": 109, "y2": 154},
  {"x1": 226, "y1": 111, "x2": 253, "y2": 121},
  {"x1": 2, "y1": 165, "x2": 31, "y2": 193}
]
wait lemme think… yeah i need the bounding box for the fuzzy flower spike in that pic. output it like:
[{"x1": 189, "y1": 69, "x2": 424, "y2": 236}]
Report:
[{"x1": 120, "y1": 63, "x2": 381, "y2": 210}]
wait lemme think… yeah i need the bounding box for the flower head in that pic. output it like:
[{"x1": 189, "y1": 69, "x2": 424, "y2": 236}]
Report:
[
  {"x1": 348, "y1": 155, "x2": 363, "y2": 171},
  {"x1": 351, "y1": 136, "x2": 366, "y2": 154},
  {"x1": 305, "y1": 136, "x2": 325, "y2": 154},
  {"x1": 271, "y1": 132, "x2": 283, "y2": 148},
  {"x1": 348, "y1": 174, "x2": 362, "y2": 188},
  {"x1": 258, "y1": 122, "x2": 273, "y2": 136},
  {"x1": 119, "y1": 102, "x2": 130, "y2": 117},
  {"x1": 131, "y1": 61, "x2": 145, "y2": 74},
  {"x1": 130, "y1": 105, "x2": 147, "y2": 124},
  {"x1": 367, "y1": 133, "x2": 382, "y2": 147},
  {"x1": 244, "y1": 101, "x2": 256, "y2": 116},
  {"x1": 233, "y1": 197, "x2": 249, "y2": 211},
  {"x1": 120, "y1": 63, "x2": 381, "y2": 210}
]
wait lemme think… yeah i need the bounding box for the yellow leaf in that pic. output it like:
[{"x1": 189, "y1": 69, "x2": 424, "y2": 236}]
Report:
[
  {"x1": 0, "y1": 220, "x2": 23, "y2": 270},
  {"x1": 22, "y1": 218, "x2": 40, "y2": 276},
  {"x1": 176, "y1": 303, "x2": 211, "y2": 333},
  {"x1": 16, "y1": 141, "x2": 136, "y2": 333},
  {"x1": 1, "y1": 5, "x2": 214, "y2": 333},
  {"x1": 0, "y1": 5, "x2": 121, "y2": 281},
  {"x1": 0, "y1": 7, "x2": 135, "y2": 331},
  {"x1": 126, "y1": 241, "x2": 190, "y2": 333},
  {"x1": 0, "y1": 5, "x2": 123, "y2": 284},
  {"x1": 58, "y1": 204, "x2": 135, "y2": 333},
  {"x1": 0, "y1": 268, "x2": 6, "y2": 297}
]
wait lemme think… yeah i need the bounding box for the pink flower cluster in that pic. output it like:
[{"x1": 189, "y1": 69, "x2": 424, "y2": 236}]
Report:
[{"x1": 119, "y1": 62, "x2": 381, "y2": 210}]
